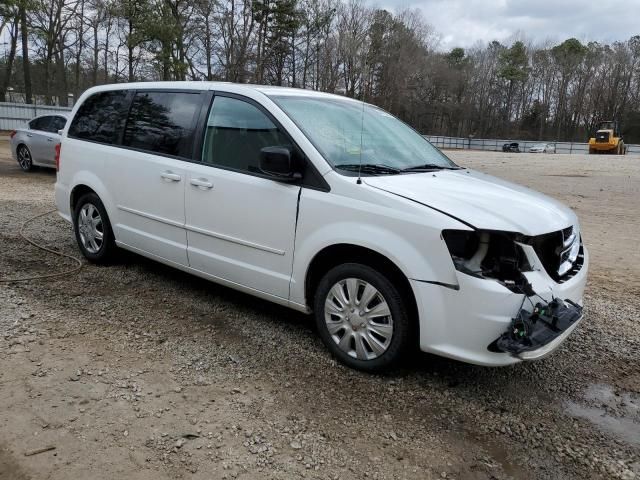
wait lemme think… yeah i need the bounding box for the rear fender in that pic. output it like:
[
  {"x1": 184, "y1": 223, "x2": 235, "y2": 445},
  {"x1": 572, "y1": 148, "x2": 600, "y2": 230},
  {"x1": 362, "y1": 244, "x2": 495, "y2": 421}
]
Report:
[{"x1": 69, "y1": 171, "x2": 117, "y2": 223}]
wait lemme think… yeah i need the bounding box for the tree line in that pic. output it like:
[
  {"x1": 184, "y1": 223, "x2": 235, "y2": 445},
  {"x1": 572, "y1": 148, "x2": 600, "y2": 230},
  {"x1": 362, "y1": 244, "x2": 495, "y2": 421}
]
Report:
[{"x1": 1, "y1": 0, "x2": 640, "y2": 142}]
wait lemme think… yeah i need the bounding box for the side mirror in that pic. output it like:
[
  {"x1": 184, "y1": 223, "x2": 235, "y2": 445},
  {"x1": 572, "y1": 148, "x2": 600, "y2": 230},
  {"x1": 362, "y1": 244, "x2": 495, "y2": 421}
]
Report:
[{"x1": 259, "y1": 146, "x2": 301, "y2": 181}]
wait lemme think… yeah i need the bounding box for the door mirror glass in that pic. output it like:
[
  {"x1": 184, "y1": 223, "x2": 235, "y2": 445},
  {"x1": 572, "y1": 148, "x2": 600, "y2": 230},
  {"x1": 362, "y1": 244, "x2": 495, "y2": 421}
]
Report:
[{"x1": 260, "y1": 147, "x2": 298, "y2": 180}]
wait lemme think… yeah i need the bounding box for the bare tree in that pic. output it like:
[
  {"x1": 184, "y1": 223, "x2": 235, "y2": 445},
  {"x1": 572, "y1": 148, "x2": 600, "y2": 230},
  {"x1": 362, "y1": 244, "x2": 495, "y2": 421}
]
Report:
[{"x1": 4, "y1": 0, "x2": 640, "y2": 143}]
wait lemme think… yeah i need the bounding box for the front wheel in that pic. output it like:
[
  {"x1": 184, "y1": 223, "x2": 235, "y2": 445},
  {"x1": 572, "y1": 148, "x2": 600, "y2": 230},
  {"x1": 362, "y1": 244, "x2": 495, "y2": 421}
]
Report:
[
  {"x1": 73, "y1": 193, "x2": 117, "y2": 263},
  {"x1": 16, "y1": 145, "x2": 33, "y2": 171},
  {"x1": 313, "y1": 263, "x2": 412, "y2": 372}
]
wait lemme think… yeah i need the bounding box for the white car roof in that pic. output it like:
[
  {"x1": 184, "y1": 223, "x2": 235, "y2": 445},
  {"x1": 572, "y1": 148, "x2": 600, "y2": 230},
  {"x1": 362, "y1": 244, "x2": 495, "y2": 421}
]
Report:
[{"x1": 78, "y1": 81, "x2": 362, "y2": 105}]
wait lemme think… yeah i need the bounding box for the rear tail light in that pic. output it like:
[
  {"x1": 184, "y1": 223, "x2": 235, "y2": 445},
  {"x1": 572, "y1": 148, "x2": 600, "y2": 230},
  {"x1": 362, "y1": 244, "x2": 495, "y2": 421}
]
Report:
[
  {"x1": 54, "y1": 143, "x2": 61, "y2": 171},
  {"x1": 9, "y1": 130, "x2": 17, "y2": 139}
]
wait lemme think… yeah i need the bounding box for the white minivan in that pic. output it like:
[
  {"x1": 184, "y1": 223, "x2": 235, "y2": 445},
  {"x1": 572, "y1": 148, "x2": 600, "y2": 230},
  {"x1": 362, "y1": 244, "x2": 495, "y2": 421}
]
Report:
[{"x1": 55, "y1": 82, "x2": 588, "y2": 371}]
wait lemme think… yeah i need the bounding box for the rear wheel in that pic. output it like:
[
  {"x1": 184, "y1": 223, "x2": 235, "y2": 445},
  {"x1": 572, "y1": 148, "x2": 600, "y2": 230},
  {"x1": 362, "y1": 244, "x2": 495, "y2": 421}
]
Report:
[
  {"x1": 73, "y1": 193, "x2": 117, "y2": 264},
  {"x1": 16, "y1": 145, "x2": 33, "y2": 171},
  {"x1": 313, "y1": 263, "x2": 412, "y2": 372}
]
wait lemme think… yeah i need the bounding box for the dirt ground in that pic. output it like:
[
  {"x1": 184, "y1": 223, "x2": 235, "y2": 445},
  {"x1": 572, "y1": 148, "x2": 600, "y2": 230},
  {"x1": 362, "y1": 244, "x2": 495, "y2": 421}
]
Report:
[{"x1": 0, "y1": 142, "x2": 638, "y2": 480}]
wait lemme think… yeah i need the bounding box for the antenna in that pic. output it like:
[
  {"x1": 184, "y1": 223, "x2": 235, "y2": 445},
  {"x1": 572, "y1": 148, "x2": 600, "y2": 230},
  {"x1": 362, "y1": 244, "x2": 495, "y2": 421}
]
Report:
[{"x1": 357, "y1": 61, "x2": 368, "y2": 185}]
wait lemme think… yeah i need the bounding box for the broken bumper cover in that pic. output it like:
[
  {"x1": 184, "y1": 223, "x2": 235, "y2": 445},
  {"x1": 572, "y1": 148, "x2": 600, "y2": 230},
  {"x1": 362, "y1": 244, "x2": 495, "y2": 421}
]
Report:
[
  {"x1": 411, "y1": 247, "x2": 588, "y2": 367},
  {"x1": 492, "y1": 299, "x2": 583, "y2": 360},
  {"x1": 515, "y1": 316, "x2": 583, "y2": 360}
]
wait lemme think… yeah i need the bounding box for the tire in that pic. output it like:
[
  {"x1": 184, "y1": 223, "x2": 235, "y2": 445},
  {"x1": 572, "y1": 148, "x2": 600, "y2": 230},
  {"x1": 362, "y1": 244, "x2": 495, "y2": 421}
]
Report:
[
  {"x1": 313, "y1": 263, "x2": 412, "y2": 372},
  {"x1": 16, "y1": 144, "x2": 34, "y2": 172},
  {"x1": 73, "y1": 192, "x2": 117, "y2": 264}
]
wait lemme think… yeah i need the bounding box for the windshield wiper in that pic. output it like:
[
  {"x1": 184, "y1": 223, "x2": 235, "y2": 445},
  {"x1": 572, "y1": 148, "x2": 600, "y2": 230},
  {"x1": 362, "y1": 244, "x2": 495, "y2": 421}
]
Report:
[
  {"x1": 335, "y1": 163, "x2": 401, "y2": 174},
  {"x1": 400, "y1": 164, "x2": 462, "y2": 173}
]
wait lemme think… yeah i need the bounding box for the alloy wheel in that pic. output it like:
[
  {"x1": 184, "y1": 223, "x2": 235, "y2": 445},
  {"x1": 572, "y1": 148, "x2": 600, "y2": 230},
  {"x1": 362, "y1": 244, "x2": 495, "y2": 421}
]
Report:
[{"x1": 17, "y1": 146, "x2": 32, "y2": 171}]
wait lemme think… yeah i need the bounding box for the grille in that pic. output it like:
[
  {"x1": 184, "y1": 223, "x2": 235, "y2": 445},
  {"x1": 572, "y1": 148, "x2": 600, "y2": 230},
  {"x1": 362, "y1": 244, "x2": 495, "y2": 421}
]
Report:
[
  {"x1": 558, "y1": 244, "x2": 585, "y2": 284},
  {"x1": 595, "y1": 132, "x2": 610, "y2": 143},
  {"x1": 525, "y1": 226, "x2": 584, "y2": 282}
]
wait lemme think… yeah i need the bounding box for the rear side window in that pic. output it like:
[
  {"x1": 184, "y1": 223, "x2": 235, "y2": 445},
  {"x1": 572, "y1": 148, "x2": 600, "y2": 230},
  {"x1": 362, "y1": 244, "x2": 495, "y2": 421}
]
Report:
[
  {"x1": 68, "y1": 91, "x2": 129, "y2": 144},
  {"x1": 123, "y1": 91, "x2": 201, "y2": 158}
]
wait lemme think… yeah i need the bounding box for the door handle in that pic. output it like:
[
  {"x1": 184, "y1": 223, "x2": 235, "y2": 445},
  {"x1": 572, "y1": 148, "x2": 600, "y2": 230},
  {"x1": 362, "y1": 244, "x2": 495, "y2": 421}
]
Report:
[
  {"x1": 27, "y1": 133, "x2": 33, "y2": 137},
  {"x1": 47, "y1": 138, "x2": 53, "y2": 142},
  {"x1": 190, "y1": 178, "x2": 214, "y2": 189},
  {"x1": 161, "y1": 171, "x2": 182, "y2": 182}
]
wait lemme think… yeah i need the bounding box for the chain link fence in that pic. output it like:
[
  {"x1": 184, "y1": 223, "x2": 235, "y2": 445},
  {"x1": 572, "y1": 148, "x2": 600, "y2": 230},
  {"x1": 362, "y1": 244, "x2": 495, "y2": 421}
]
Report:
[{"x1": 425, "y1": 135, "x2": 640, "y2": 155}]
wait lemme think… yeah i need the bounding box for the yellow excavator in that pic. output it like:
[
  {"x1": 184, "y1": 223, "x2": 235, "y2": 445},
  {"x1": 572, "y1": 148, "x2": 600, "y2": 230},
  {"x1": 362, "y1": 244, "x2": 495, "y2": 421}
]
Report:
[{"x1": 588, "y1": 120, "x2": 626, "y2": 155}]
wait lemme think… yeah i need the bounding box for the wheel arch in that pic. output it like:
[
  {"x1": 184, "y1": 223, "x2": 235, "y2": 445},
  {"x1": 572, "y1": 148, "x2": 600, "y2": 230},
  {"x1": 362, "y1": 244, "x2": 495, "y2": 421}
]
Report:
[
  {"x1": 304, "y1": 243, "x2": 419, "y2": 331},
  {"x1": 68, "y1": 170, "x2": 115, "y2": 220},
  {"x1": 67, "y1": 173, "x2": 117, "y2": 230},
  {"x1": 69, "y1": 182, "x2": 118, "y2": 263},
  {"x1": 70, "y1": 184, "x2": 97, "y2": 213}
]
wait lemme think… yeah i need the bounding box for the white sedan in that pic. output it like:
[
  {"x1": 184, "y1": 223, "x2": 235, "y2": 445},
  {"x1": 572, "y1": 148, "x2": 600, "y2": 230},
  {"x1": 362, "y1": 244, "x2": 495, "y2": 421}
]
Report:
[{"x1": 529, "y1": 143, "x2": 556, "y2": 153}]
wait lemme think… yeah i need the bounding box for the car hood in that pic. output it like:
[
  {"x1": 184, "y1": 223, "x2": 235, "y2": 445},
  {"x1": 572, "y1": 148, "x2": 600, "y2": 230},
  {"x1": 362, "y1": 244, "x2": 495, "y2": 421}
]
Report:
[{"x1": 364, "y1": 169, "x2": 577, "y2": 236}]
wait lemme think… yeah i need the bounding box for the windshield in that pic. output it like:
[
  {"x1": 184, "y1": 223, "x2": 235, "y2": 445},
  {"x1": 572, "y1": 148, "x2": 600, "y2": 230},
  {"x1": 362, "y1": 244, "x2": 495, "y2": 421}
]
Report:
[{"x1": 270, "y1": 95, "x2": 457, "y2": 174}]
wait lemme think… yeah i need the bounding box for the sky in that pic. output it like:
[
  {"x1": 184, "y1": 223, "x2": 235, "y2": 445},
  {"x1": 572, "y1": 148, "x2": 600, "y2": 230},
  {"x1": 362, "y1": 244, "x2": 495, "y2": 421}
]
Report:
[{"x1": 374, "y1": 0, "x2": 640, "y2": 50}]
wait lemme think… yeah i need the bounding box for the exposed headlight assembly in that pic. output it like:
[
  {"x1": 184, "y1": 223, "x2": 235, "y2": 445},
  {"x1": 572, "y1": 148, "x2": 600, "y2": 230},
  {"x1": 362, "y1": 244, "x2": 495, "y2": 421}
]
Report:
[{"x1": 442, "y1": 229, "x2": 533, "y2": 292}]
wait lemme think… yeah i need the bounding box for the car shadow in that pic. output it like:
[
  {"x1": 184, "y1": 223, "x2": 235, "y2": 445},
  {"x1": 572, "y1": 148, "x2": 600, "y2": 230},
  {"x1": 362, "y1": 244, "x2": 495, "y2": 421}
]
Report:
[
  {"x1": 0, "y1": 156, "x2": 57, "y2": 180},
  {"x1": 118, "y1": 249, "x2": 313, "y2": 332},
  {"x1": 73, "y1": 245, "x2": 587, "y2": 409},
  {"x1": 115, "y1": 250, "x2": 542, "y2": 385}
]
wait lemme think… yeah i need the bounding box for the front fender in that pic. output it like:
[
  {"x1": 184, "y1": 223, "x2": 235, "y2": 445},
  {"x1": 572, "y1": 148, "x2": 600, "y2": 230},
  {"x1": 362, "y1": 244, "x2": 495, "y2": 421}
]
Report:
[{"x1": 289, "y1": 187, "x2": 467, "y2": 306}]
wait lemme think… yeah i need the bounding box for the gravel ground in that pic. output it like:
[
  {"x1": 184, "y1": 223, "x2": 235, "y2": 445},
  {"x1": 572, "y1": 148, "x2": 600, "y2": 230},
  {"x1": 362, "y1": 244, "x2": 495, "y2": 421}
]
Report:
[{"x1": 0, "y1": 142, "x2": 638, "y2": 480}]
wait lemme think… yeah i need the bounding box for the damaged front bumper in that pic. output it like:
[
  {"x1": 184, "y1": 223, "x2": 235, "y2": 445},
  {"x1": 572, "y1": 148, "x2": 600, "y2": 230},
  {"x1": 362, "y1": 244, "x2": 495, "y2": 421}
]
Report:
[
  {"x1": 411, "y1": 246, "x2": 588, "y2": 367},
  {"x1": 491, "y1": 299, "x2": 583, "y2": 360},
  {"x1": 515, "y1": 316, "x2": 583, "y2": 360}
]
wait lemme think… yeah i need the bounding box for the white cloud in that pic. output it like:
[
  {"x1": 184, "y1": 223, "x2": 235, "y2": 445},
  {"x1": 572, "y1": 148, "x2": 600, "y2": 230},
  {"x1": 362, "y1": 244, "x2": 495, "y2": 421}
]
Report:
[{"x1": 371, "y1": 0, "x2": 640, "y2": 50}]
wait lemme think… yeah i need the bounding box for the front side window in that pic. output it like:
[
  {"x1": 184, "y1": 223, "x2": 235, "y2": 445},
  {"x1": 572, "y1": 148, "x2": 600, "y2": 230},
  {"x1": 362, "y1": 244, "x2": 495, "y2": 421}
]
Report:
[
  {"x1": 50, "y1": 116, "x2": 67, "y2": 133},
  {"x1": 201, "y1": 96, "x2": 292, "y2": 172},
  {"x1": 271, "y1": 95, "x2": 457, "y2": 175},
  {"x1": 68, "y1": 91, "x2": 129, "y2": 144},
  {"x1": 123, "y1": 91, "x2": 201, "y2": 158}
]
